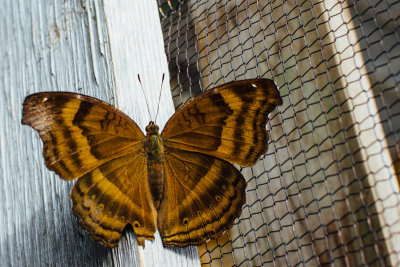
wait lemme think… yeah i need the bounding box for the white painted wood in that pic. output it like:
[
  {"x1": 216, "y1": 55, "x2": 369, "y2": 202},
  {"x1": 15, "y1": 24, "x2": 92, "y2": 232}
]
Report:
[
  {"x1": 102, "y1": 1, "x2": 200, "y2": 266},
  {"x1": 0, "y1": 0, "x2": 199, "y2": 266}
]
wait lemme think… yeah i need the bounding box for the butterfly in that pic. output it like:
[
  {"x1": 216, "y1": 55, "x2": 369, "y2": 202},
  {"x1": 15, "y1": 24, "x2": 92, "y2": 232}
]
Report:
[{"x1": 21, "y1": 78, "x2": 282, "y2": 248}]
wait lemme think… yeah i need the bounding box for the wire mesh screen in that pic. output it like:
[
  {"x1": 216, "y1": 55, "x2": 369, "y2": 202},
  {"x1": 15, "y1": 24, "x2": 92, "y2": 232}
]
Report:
[{"x1": 158, "y1": 0, "x2": 400, "y2": 266}]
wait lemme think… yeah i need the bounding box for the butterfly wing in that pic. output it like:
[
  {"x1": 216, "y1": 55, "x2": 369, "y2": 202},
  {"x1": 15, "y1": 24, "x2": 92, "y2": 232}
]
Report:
[
  {"x1": 161, "y1": 79, "x2": 282, "y2": 167},
  {"x1": 70, "y1": 151, "x2": 156, "y2": 247},
  {"x1": 22, "y1": 92, "x2": 156, "y2": 247},
  {"x1": 159, "y1": 149, "x2": 246, "y2": 247},
  {"x1": 159, "y1": 79, "x2": 282, "y2": 246},
  {"x1": 22, "y1": 92, "x2": 144, "y2": 179}
]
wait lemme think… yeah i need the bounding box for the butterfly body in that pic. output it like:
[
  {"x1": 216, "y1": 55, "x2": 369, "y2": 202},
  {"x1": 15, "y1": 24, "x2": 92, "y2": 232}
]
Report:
[
  {"x1": 22, "y1": 78, "x2": 282, "y2": 247},
  {"x1": 144, "y1": 121, "x2": 165, "y2": 209}
]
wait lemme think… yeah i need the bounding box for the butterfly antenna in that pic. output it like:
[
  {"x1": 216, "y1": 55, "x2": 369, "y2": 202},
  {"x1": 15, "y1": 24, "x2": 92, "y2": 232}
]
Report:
[
  {"x1": 154, "y1": 73, "x2": 165, "y2": 124},
  {"x1": 137, "y1": 74, "x2": 153, "y2": 121}
]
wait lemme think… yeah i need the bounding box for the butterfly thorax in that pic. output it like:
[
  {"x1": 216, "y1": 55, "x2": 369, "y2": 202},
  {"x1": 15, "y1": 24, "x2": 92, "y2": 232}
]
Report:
[{"x1": 144, "y1": 121, "x2": 165, "y2": 209}]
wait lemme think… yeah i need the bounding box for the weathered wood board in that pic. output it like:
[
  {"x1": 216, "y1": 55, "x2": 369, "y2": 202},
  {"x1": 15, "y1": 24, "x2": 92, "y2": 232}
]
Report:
[{"x1": 0, "y1": 0, "x2": 199, "y2": 266}]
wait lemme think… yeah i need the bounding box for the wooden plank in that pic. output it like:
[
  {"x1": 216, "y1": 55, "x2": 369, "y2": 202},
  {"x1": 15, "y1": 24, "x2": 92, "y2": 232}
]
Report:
[
  {"x1": 102, "y1": 1, "x2": 200, "y2": 266},
  {"x1": 0, "y1": 0, "x2": 199, "y2": 265}
]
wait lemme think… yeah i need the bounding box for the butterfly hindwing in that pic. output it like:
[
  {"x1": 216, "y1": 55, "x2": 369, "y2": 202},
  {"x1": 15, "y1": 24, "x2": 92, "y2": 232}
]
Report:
[
  {"x1": 161, "y1": 79, "x2": 282, "y2": 167},
  {"x1": 158, "y1": 149, "x2": 246, "y2": 246},
  {"x1": 71, "y1": 152, "x2": 156, "y2": 247}
]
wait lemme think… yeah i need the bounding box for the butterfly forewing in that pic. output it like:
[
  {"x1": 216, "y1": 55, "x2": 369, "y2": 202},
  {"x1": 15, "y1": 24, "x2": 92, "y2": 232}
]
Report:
[
  {"x1": 22, "y1": 92, "x2": 145, "y2": 180},
  {"x1": 161, "y1": 79, "x2": 282, "y2": 167}
]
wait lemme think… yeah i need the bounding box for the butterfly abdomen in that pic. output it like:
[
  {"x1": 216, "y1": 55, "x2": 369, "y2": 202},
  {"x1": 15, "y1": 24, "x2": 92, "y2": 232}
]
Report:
[
  {"x1": 144, "y1": 122, "x2": 165, "y2": 209},
  {"x1": 147, "y1": 162, "x2": 164, "y2": 209}
]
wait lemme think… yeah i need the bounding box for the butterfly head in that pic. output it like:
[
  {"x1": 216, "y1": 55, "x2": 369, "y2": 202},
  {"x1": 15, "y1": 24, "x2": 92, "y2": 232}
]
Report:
[{"x1": 145, "y1": 121, "x2": 160, "y2": 135}]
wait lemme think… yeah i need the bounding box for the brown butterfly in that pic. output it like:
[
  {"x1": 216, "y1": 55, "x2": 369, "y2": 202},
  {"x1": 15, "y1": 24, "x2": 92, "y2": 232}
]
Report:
[{"x1": 21, "y1": 79, "x2": 282, "y2": 248}]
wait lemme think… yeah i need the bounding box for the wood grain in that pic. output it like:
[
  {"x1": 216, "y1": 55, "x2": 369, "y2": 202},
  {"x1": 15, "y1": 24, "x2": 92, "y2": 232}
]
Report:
[{"x1": 1, "y1": 0, "x2": 199, "y2": 266}]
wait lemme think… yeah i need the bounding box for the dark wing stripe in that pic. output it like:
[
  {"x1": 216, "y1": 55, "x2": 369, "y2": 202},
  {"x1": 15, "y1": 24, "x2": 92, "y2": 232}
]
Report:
[{"x1": 165, "y1": 139, "x2": 263, "y2": 157}]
